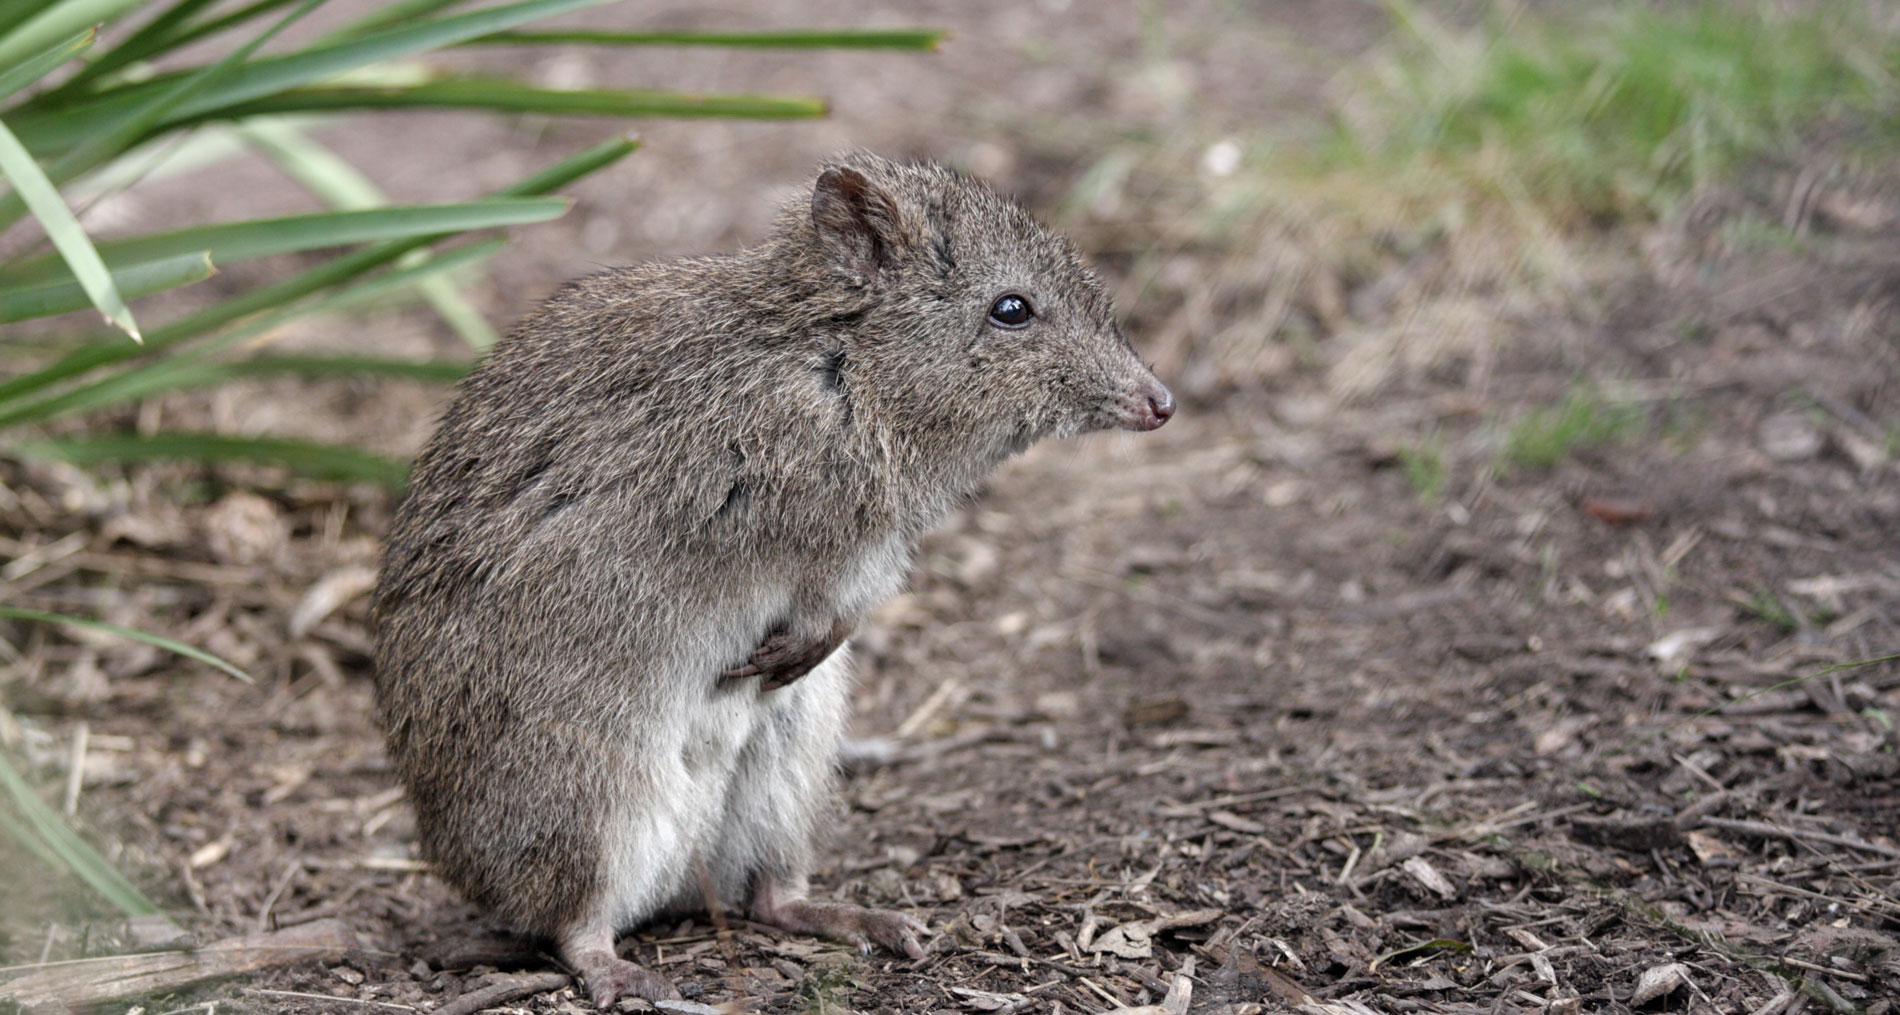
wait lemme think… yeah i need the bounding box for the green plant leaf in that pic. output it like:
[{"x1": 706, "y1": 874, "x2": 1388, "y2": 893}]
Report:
[
  {"x1": 46, "y1": 0, "x2": 259, "y2": 98},
  {"x1": 0, "y1": 605, "x2": 253, "y2": 683},
  {"x1": 0, "y1": 0, "x2": 143, "y2": 74},
  {"x1": 68, "y1": 117, "x2": 327, "y2": 198},
  {"x1": 1369, "y1": 938, "x2": 1473, "y2": 972},
  {"x1": 0, "y1": 27, "x2": 94, "y2": 104},
  {"x1": 466, "y1": 27, "x2": 947, "y2": 50},
  {"x1": 238, "y1": 118, "x2": 500, "y2": 348},
  {"x1": 9, "y1": 0, "x2": 620, "y2": 155},
  {"x1": 0, "y1": 197, "x2": 568, "y2": 286},
  {"x1": 188, "y1": 78, "x2": 829, "y2": 121},
  {"x1": 0, "y1": 0, "x2": 325, "y2": 237},
  {"x1": 0, "y1": 114, "x2": 140, "y2": 340},
  {"x1": 0, "y1": 0, "x2": 49, "y2": 38},
  {"x1": 19, "y1": 354, "x2": 471, "y2": 425},
  {"x1": 0, "y1": 239, "x2": 500, "y2": 428},
  {"x1": 0, "y1": 250, "x2": 214, "y2": 323},
  {"x1": 504, "y1": 133, "x2": 640, "y2": 195},
  {"x1": 143, "y1": 0, "x2": 306, "y2": 53},
  {"x1": 210, "y1": 353, "x2": 473, "y2": 383},
  {"x1": 319, "y1": 0, "x2": 482, "y2": 42},
  {"x1": 16, "y1": 432, "x2": 410, "y2": 489},
  {"x1": 0, "y1": 748, "x2": 160, "y2": 917},
  {"x1": 0, "y1": 136, "x2": 632, "y2": 408}
]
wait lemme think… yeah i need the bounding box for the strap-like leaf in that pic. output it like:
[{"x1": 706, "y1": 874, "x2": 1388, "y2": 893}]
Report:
[
  {"x1": 0, "y1": 136, "x2": 632, "y2": 405},
  {"x1": 9, "y1": 0, "x2": 619, "y2": 155},
  {"x1": 0, "y1": 0, "x2": 325, "y2": 236},
  {"x1": 467, "y1": 28, "x2": 947, "y2": 50},
  {"x1": 238, "y1": 118, "x2": 499, "y2": 348},
  {"x1": 0, "y1": 114, "x2": 140, "y2": 340},
  {"x1": 0, "y1": 250, "x2": 214, "y2": 323},
  {"x1": 198, "y1": 78, "x2": 829, "y2": 121},
  {"x1": 17, "y1": 432, "x2": 411, "y2": 489},
  {"x1": 197, "y1": 354, "x2": 473, "y2": 383},
  {"x1": 0, "y1": 239, "x2": 500, "y2": 428},
  {"x1": 0, "y1": 198, "x2": 567, "y2": 286},
  {"x1": 0, "y1": 748, "x2": 161, "y2": 916},
  {"x1": 0, "y1": 27, "x2": 94, "y2": 104},
  {"x1": 318, "y1": 0, "x2": 482, "y2": 42},
  {"x1": 0, "y1": 0, "x2": 143, "y2": 74},
  {"x1": 45, "y1": 0, "x2": 266, "y2": 98},
  {"x1": 0, "y1": 606, "x2": 253, "y2": 683}
]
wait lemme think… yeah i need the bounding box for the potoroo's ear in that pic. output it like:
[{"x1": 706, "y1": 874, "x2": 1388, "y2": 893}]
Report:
[{"x1": 811, "y1": 166, "x2": 905, "y2": 279}]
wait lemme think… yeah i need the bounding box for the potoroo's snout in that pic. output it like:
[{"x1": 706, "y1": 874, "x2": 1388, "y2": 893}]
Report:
[{"x1": 1133, "y1": 380, "x2": 1175, "y2": 431}]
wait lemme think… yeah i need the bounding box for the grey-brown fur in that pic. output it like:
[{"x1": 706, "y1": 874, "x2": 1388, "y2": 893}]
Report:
[{"x1": 373, "y1": 152, "x2": 1172, "y2": 1006}]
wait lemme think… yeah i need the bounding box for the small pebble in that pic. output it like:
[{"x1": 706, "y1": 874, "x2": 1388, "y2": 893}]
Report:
[{"x1": 1759, "y1": 410, "x2": 1823, "y2": 461}]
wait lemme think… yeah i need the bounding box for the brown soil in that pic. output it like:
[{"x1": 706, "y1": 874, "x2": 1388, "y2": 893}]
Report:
[{"x1": 4, "y1": 3, "x2": 1899, "y2": 1015}]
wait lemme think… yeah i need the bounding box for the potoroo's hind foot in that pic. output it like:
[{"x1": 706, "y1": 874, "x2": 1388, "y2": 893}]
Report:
[
  {"x1": 559, "y1": 922, "x2": 678, "y2": 1009},
  {"x1": 751, "y1": 874, "x2": 928, "y2": 959}
]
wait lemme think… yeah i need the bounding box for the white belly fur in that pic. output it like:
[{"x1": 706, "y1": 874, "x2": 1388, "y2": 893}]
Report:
[
  {"x1": 596, "y1": 535, "x2": 906, "y2": 930},
  {"x1": 599, "y1": 646, "x2": 854, "y2": 929}
]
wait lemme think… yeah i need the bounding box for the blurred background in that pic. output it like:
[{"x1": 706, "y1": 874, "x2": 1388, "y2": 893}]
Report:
[{"x1": 4, "y1": 1, "x2": 1899, "y2": 1012}]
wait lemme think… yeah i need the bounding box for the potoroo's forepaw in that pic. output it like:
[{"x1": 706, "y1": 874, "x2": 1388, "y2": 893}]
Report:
[{"x1": 722, "y1": 617, "x2": 852, "y2": 690}]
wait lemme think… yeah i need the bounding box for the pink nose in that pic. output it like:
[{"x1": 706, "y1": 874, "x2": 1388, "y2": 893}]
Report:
[{"x1": 1138, "y1": 383, "x2": 1175, "y2": 431}]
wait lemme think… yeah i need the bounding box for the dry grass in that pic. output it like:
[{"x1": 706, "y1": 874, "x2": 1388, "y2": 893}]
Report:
[{"x1": 1078, "y1": 0, "x2": 1900, "y2": 399}]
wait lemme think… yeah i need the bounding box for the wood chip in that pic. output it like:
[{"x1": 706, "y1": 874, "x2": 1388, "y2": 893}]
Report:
[
  {"x1": 1206, "y1": 810, "x2": 1267, "y2": 834},
  {"x1": 1160, "y1": 971, "x2": 1192, "y2": 1015},
  {"x1": 1628, "y1": 962, "x2": 1691, "y2": 1006},
  {"x1": 1148, "y1": 908, "x2": 1224, "y2": 932},
  {"x1": 951, "y1": 985, "x2": 1032, "y2": 1012},
  {"x1": 1401, "y1": 856, "x2": 1458, "y2": 900},
  {"x1": 290, "y1": 564, "x2": 378, "y2": 639},
  {"x1": 188, "y1": 831, "x2": 235, "y2": 870},
  {"x1": 1087, "y1": 921, "x2": 1152, "y2": 958}
]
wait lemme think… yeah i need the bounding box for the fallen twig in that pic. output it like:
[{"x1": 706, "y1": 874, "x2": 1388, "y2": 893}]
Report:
[
  {"x1": 434, "y1": 971, "x2": 574, "y2": 1015},
  {"x1": 243, "y1": 987, "x2": 415, "y2": 1010},
  {"x1": 1694, "y1": 816, "x2": 1900, "y2": 860},
  {"x1": 0, "y1": 918, "x2": 359, "y2": 1012}
]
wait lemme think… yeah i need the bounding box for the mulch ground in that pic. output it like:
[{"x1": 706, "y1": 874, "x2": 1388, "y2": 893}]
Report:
[
  {"x1": 5, "y1": 4, "x2": 1900, "y2": 1014},
  {"x1": 6, "y1": 165, "x2": 1900, "y2": 1013}
]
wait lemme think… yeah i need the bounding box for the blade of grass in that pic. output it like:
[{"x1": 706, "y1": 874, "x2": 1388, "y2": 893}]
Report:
[
  {"x1": 0, "y1": 0, "x2": 51, "y2": 38},
  {"x1": 0, "y1": 197, "x2": 567, "y2": 286},
  {"x1": 0, "y1": 0, "x2": 143, "y2": 74},
  {"x1": 465, "y1": 27, "x2": 947, "y2": 49},
  {"x1": 134, "y1": 0, "x2": 306, "y2": 56},
  {"x1": 0, "y1": 135, "x2": 633, "y2": 406},
  {"x1": 67, "y1": 116, "x2": 334, "y2": 199},
  {"x1": 0, "y1": 238, "x2": 500, "y2": 428},
  {"x1": 0, "y1": 748, "x2": 160, "y2": 916},
  {"x1": 0, "y1": 114, "x2": 141, "y2": 340},
  {"x1": 318, "y1": 0, "x2": 482, "y2": 43},
  {"x1": 0, "y1": 0, "x2": 326, "y2": 236},
  {"x1": 0, "y1": 250, "x2": 214, "y2": 323},
  {"x1": 0, "y1": 27, "x2": 94, "y2": 105},
  {"x1": 203, "y1": 78, "x2": 829, "y2": 121},
  {"x1": 44, "y1": 0, "x2": 259, "y2": 99},
  {"x1": 0, "y1": 785, "x2": 68, "y2": 871},
  {"x1": 8, "y1": 0, "x2": 621, "y2": 156},
  {"x1": 207, "y1": 353, "x2": 472, "y2": 383},
  {"x1": 17, "y1": 432, "x2": 410, "y2": 489},
  {"x1": 238, "y1": 118, "x2": 499, "y2": 348},
  {"x1": 0, "y1": 605, "x2": 253, "y2": 683}
]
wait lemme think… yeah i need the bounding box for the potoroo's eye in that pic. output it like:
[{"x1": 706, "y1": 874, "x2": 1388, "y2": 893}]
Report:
[{"x1": 987, "y1": 294, "x2": 1034, "y2": 329}]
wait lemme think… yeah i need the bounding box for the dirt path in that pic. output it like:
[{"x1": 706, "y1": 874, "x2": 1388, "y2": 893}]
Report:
[{"x1": 4, "y1": 3, "x2": 1899, "y2": 1014}]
